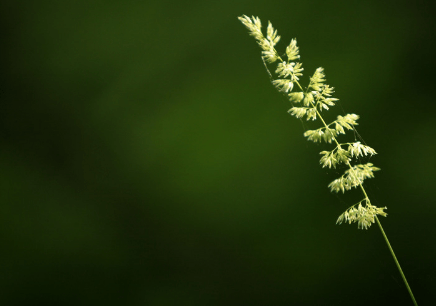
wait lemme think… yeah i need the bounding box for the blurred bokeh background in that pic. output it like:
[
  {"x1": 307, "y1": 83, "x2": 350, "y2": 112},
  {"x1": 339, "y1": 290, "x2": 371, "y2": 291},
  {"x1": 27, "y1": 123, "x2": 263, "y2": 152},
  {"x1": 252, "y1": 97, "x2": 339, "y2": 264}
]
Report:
[{"x1": 1, "y1": 1, "x2": 435, "y2": 305}]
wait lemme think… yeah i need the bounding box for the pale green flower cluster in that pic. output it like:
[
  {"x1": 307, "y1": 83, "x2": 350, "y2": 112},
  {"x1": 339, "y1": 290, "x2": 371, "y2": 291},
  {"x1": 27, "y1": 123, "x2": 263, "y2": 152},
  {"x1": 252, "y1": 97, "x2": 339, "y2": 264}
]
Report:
[
  {"x1": 328, "y1": 163, "x2": 380, "y2": 193},
  {"x1": 319, "y1": 142, "x2": 377, "y2": 169},
  {"x1": 239, "y1": 15, "x2": 387, "y2": 229},
  {"x1": 238, "y1": 15, "x2": 281, "y2": 64},
  {"x1": 337, "y1": 200, "x2": 387, "y2": 230}
]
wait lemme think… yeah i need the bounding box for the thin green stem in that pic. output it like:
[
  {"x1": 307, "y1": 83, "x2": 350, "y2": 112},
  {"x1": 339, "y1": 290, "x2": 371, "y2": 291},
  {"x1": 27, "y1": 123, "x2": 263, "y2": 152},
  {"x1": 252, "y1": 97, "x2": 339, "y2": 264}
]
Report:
[
  {"x1": 294, "y1": 77, "x2": 418, "y2": 305},
  {"x1": 375, "y1": 217, "x2": 418, "y2": 306},
  {"x1": 257, "y1": 30, "x2": 418, "y2": 304}
]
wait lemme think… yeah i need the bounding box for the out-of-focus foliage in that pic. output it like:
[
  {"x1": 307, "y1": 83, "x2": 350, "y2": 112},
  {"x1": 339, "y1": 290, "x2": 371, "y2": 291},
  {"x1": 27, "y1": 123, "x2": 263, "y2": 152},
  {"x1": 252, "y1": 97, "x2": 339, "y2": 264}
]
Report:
[{"x1": 1, "y1": 1, "x2": 435, "y2": 305}]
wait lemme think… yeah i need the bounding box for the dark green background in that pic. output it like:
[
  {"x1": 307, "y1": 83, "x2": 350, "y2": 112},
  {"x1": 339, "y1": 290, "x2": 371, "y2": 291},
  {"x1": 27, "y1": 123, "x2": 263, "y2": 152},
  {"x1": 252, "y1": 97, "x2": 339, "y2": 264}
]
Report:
[{"x1": 2, "y1": 1, "x2": 435, "y2": 305}]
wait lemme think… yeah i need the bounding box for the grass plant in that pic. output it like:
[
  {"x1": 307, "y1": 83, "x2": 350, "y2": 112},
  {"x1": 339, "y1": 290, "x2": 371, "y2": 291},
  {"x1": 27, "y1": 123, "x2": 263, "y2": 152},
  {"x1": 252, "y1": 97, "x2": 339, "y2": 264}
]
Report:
[{"x1": 238, "y1": 15, "x2": 418, "y2": 305}]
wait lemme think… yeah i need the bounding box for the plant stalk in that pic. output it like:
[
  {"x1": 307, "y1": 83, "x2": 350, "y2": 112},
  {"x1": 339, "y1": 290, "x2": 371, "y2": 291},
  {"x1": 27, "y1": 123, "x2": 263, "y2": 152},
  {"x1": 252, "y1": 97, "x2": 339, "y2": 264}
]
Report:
[
  {"x1": 250, "y1": 21, "x2": 418, "y2": 304},
  {"x1": 375, "y1": 216, "x2": 418, "y2": 306}
]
